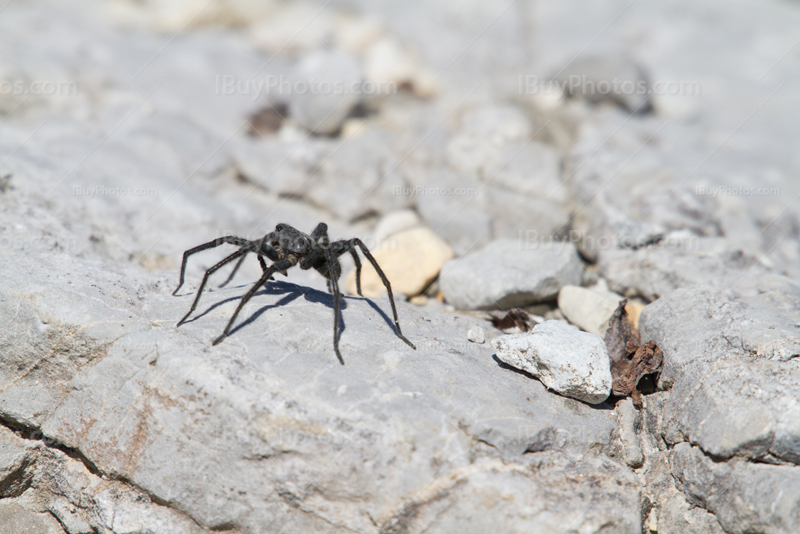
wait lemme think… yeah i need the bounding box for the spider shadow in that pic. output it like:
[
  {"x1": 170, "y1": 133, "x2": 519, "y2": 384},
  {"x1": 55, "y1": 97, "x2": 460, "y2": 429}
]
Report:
[{"x1": 183, "y1": 279, "x2": 397, "y2": 340}]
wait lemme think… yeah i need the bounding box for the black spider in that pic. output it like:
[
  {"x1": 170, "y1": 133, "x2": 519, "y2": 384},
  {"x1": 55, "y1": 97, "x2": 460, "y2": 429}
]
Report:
[{"x1": 172, "y1": 222, "x2": 416, "y2": 364}]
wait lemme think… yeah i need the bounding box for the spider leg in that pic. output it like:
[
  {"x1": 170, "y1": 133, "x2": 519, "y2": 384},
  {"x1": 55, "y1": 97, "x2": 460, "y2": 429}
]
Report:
[
  {"x1": 310, "y1": 222, "x2": 328, "y2": 241},
  {"x1": 324, "y1": 244, "x2": 345, "y2": 365},
  {"x1": 173, "y1": 236, "x2": 252, "y2": 295},
  {"x1": 212, "y1": 258, "x2": 296, "y2": 346},
  {"x1": 218, "y1": 252, "x2": 248, "y2": 288},
  {"x1": 349, "y1": 248, "x2": 363, "y2": 297},
  {"x1": 218, "y1": 252, "x2": 274, "y2": 288},
  {"x1": 176, "y1": 247, "x2": 250, "y2": 327},
  {"x1": 351, "y1": 238, "x2": 416, "y2": 350}
]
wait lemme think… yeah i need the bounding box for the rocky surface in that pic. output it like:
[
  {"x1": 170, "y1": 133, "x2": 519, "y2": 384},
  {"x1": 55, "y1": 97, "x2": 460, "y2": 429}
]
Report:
[
  {"x1": 0, "y1": 249, "x2": 629, "y2": 533},
  {"x1": 2, "y1": 0, "x2": 800, "y2": 532},
  {"x1": 493, "y1": 321, "x2": 612, "y2": 405},
  {"x1": 439, "y1": 240, "x2": 584, "y2": 310}
]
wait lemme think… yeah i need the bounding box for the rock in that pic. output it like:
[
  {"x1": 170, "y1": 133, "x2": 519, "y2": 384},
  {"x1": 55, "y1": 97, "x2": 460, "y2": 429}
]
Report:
[
  {"x1": 671, "y1": 443, "x2": 800, "y2": 534},
  {"x1": 246, "y1": 103, "x2": 287, "y2": 137},
  {"x1": 344, "y1": 226, "x2": 453, "y2": 298},
  {"x1": 0, "y1": 428, "x2": 32, "y2": 496},
  {"x1": 0, "y1": 249, "x2": 630, "y2": 533},
  {"x1": 616, "y1": 398, "x2": 643, "y2": 468},
  {"x1": 0, "y1": 504, "x2": 65, "y2": 534},
  {"x1": 447, "y1": 138, "x2": 564, "y2": 201},
  {"x1": 377, "y1": 452, "x2": 640, "y2": 534},
  {"x1": 372, "y1": 209, "x2": 421, "y2": 246},
  {"x1": 467, "y1": 326, "x2": 485, "y2": 344},
  {"x1": 440, "y1": 239, "x2": 584, "y2": 310},
  {"x1": 600, "y1": 233, "x2": 768, "y2": 301},
  {"x1": 0, "y1": 424, "x2": 205, "y2": 534},
  {"x1": 415, "y1": 185, "x2": 493, "y2": 256},
  {"x1": 445, "y1": 104, "x2": 565, "y2": 202},
  {"x1": 305, "y1": 132, "x2": 411, "y2": 220},
  {"x1": 557, "y1": 284, "x2": 624, "y2": 336},
  {"x1": 288, "y1": 49, "x2": 363, "y2": 135},
  {"x1": 235, "y1": 131, "x2": 412, "y2": 221},
  {"x1": 485, "y1": 187, "x2": 570, "y2": 242},
  {"x1": 571, "y1": 193, "x2": 666, "y2": 263},
  {"x1": 657, "y1": 490, "x2": 726, "y2": 534},
  {"x1": 639, "y1": 277, "x2": 800, "y2": 463},
  {"x1": 553, "y1": 55, "x2": 652, "y2": 113},
  {"x1": 636, "y1": 276, "x2": 800, "y2": 533},
  {"x1": 492, "y1": 320, "x2": 612, "y2": 404}
]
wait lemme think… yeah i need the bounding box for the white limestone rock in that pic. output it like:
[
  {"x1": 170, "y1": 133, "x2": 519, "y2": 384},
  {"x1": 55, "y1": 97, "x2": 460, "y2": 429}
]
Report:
[{"x1": 492, "y1": 320, "x2": 612, "y2": 404}]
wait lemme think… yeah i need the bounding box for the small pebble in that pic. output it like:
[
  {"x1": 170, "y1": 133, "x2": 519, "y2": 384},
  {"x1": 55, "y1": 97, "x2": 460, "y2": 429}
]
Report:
[
  {"x1": 345, "y1": 227, "x2": 453, "y2": 298},
  {"x1": 467, "y1": 327, "x2": 485, "y2": 344}
]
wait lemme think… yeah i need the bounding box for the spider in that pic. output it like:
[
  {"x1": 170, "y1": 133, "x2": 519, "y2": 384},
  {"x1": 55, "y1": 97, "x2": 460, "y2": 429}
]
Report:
[{"x1": 172, "y1": 222, "x2": 416, "y2": 364}]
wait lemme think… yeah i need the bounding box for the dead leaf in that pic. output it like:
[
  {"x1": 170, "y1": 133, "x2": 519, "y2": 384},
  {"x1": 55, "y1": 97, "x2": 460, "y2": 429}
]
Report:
[
  {"x1": 604, "y1": 299, "x2": 640, "y2": 360},
  {"x1": 489, "y1": 309, "x2": 537, "y2": 333},
  {"x1": 604, "y1": 300, "x2": 663, "y2": 406}
]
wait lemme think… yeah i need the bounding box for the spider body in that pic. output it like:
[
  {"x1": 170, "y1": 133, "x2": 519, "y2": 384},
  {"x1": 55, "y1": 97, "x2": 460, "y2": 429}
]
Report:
[{"x1": 173, "y1": 222, "x2": 416, "y2": 364}]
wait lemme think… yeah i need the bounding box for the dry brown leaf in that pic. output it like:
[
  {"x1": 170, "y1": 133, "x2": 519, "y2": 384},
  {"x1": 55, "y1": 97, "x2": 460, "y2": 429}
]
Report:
[
  {"x1": 604, "y1": 300, "x2": 663, "y2": 406},
  {"x1": 489, "y1": 308, "x2": 536, "y2": 332}
]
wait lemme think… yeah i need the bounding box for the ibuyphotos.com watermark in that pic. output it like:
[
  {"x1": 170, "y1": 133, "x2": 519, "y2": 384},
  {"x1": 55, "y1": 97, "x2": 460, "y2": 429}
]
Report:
[
  {"x1": 392, "y1": 186, "x2": 477, "y2": 198},
  {"x1": 73, "y1": 185, "x2": 158, "y2": 198},
  {"x1": 216, "y1": 75, "x2": 397, "y2": 101},
  {"x1": 696, "y1": 185, "x2": 780, "y2": 197},
  {"x1": 519, "y1": 75, "x2": 701, "y2": 97},
  {"x1": 0, "y1": 79, "x2": 78, "y2": 96}
]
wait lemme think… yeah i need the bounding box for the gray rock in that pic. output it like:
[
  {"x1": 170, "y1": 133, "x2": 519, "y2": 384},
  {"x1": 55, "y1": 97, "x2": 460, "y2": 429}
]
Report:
[
  {"x1": 492, "y1": 320, "x2": 612, "y2": 404},
  {"x1": 440, "y1": 239, "x2": 584, "y2": 309},
  {"x1": 416, "y1": 184, "x2": 492, "y2": 256},
  {"x1": 571, "y1": 193, "x2": 666, "y2": 263},
  {"x1": 0, "y1": 428, "x2": 33, "y2": 498},
  {"x1": 636, "y1": 276, "x2": 800, "y2": 533},
  {"x1": 235, "y1": 130, "x2": 412, "y2": 221},
  {"x1": 0, "y1": 424, "x2": 206, "y2": 534},
  {"x1": 0, "y1": 503, "x2": 65, "y2": 534},
  {"x1": 0, "y1": 249, "x2": 631, "y2": 533},
  {"x1": 657, "y1": 490, "x2": 726, "y2": 534},
  {"x1": 485, "y1": 187, "x2": 570, "y2": 242},
  {"x1": 288, "y1": 49, "x2": 363, "y2": 135},
  {"x1": 447, "y1": 136, "x2": 564, "y2": 201},
  {"x1": 600, "y1": 233, "x2": 768, "y2": 301},
  {"x1": 553, "y1": 55, "x2": 652, "y2": 113},
  {"x1": 377, "y1": 452, "x2": 641, "y2": 534},
  {"x1": 671, "y1": 443, "x2": 800, "y2": 534},
  {"x1": 616, "y1": 398, "x2": 643, "y2": 468},
  {"x1": 639, "y1": 278, "x2": 800, "y2": 463}
]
